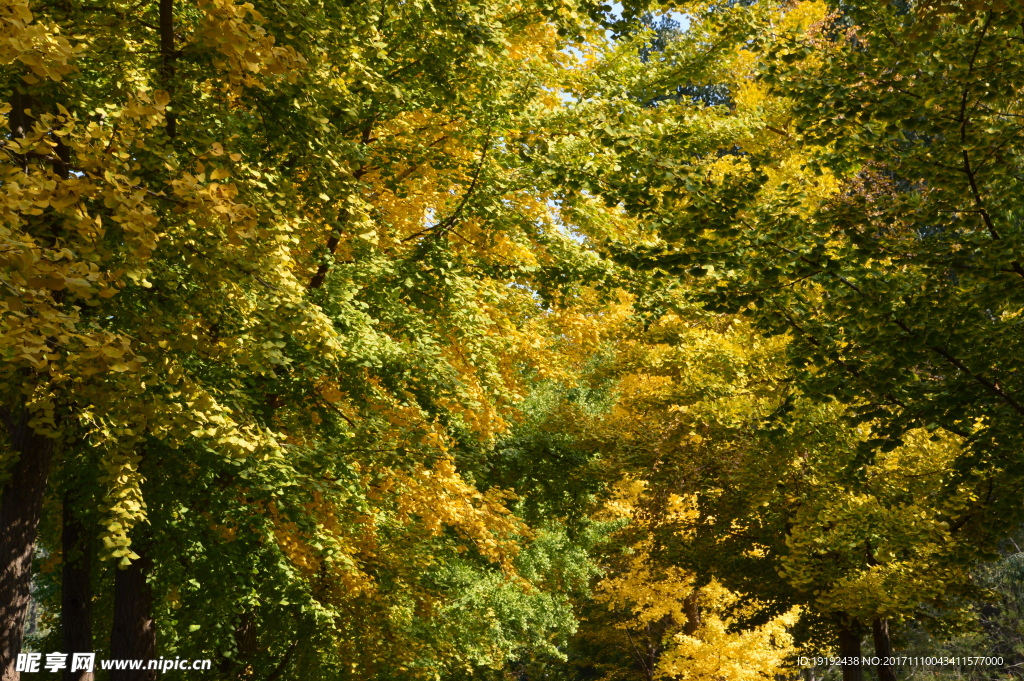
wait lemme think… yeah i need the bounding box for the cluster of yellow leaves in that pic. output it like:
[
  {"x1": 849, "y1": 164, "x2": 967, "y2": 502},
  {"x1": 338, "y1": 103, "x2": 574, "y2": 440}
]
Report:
[
  {"x1": 596, "y1": 479, "x2": 701, "y2": 627},
  {"x1": 283, "y1": 100, "x2": 624, "y2": 441},
  {"x1": 586, "y1": 309, "x2": 787, "y2": 467},
  {"x1": 0, "y1": 0, "x2": 77, "y2": 82},
  {"x1": 672, "y1": 0, "x2": 842, "y2": 207},
  {"x1": 508, "y1": 289, "x2": 634, "y2": 386},
  {"x1": 257, "y1": 454, "x2": 530, "y2": 616},
  {"x1": 596, "y1": 477, "x2": 800, "y2": 681},
  {"x1": 436, "y1": 379, "x2": 508, "y2": 442},
  {"x1": 267, "y1": 494, "x2": 379, "y2": 598},
  {"x1": 97, "y1": 448, "x2": 146, "y2": 565},
  {"x1": 197, "y1": 0, "x2": 305, "y2": 89},
  {"x1": 657, "y1": 582, "x2": 800, "y2": 681},
  {"x1": 780, "y1": 427, "x2": 975, "y2": 622},
  {"x1": 0, "y1": 92, "x2": 175, "y2": 502},
  {"x1": 0, "y1": 101, "x2": 157, "y2": 372},
  {"x1": 574, "y1": 286, "x2": 984, "y2": 650},
  {"x1": 384, "y1": 457, "x2": 529, "y2": 574},
  {"x1": 81, "y1": 360, "x2": 286, "y2": 561}
]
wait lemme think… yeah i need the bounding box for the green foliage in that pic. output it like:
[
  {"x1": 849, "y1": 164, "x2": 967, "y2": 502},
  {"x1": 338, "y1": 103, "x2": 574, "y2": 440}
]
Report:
[{"x1": 8, "y1": 0, "x2": 1024, "y2": 679}]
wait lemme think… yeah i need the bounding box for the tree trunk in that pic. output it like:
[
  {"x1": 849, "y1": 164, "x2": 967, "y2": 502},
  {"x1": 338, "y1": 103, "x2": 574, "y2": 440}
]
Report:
[
  {"x1": 109, "y1": 547, "x2": 156, "y2": 681},
  {"x1": 872, "y1": 618, "x2": 897, "y2": 681},
  {"x1": 9, "y1": 91, "x2": 31, "y2": 171},
  {"x1": 159, "y1": 0, "x2": 176, "y2": 138},
  {"x1": 682, "y1": 589, "x2": 701, "y2": 636},
  {"x1": 0, "y1": 411, "x2": 56, "y2": 681},
  {"x1": 838, "y1": 624, "x2": 864, "y2": 681},
  {"x1": 62, "y1": 492, "x2": 93, "y2": 681}
]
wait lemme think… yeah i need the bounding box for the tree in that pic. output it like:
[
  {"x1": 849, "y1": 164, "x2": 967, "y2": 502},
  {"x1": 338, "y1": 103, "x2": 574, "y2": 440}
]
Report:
[
  {"x1": 697, "y1": 0, "x2": 1024, "y2": 557},
  {"x1": 587, "y1": 475, "x2": 800, "y2": 681},
  {"x1": 0, "y1": 0, "x2": 655, "y2": 677}
]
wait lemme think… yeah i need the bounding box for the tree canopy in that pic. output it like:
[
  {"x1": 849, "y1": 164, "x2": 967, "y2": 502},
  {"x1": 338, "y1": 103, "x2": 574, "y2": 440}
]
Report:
[{"x1": 3, "y1": 0, "x2": 1024, "y2": 680}]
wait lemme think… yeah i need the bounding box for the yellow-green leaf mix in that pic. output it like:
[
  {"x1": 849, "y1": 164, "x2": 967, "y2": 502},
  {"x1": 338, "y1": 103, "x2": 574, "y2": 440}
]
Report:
[{"x1": 3, "y1": 0, "x2": 1024, "y2": 679}]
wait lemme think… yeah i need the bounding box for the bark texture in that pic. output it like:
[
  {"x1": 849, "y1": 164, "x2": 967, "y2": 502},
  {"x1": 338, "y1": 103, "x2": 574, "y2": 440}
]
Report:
[
  {"x1": 159, "y1": 0, "x2": 176, "y2": 137},
  {"x1": 62, "y1": 492, "x2": 94, "y2": 681},
  {"x1": 0, "y1": 410, "x2": 56, "y2": 681},
  {"x1": 872, "y1": 618, "x2": 898, "y2": 681},
  {"x1": 838, "y1": 624, "x2": 864, "y2": 681},
  {"x1": 109, "y1": 547, "x2": 156, "y2": 681},
  {"x1": 682, "y1": 590, "x2": 701, "y2": 636}
]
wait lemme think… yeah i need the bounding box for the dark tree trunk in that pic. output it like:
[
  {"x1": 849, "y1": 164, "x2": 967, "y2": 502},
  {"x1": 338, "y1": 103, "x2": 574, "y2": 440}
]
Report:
[
  {"x1": 838, "y1": 624, "x2": 864, "y2": 681},
  {"x1": 62, "y1": 492, "x2": 94, "y2": 681},
  {"x1": 159, "y1": 0, "x2": 176, "y2": 137},
  {"x1": 682, "y1": 589, "x2": 701, "y2": 636},
  {"x1": 872, "y1": 618, "x2": 897, "y2": 681},
  {"x1": 109, "y1": 546, "x2": 156, "y2": 681},
  {"x1": 9, "y1": 91, "x2": 31, "y2": 171},
  {"x1": 0, "y1": 411, "x2": 56, "y2": 681}
]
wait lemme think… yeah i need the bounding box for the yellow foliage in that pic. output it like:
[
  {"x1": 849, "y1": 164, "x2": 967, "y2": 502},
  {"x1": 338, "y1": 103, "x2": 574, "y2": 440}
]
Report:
[
  {"x1": 198, "y1": 0, "x2": 306, "y2": 89},
  {"x1": 780, "y1": 427, "x2": 973, "y2": 621},
  {"x1": 388, "y1": 457, "x2": 530, "y2": 573},
  {"x1": 595, "y1": 480, "x2": 800, "y2": 681},
  {"x1": 0, "y1": 0, "x2": 78, "y2": 81},
  {"x1": 658, "y1": 582, "x2": 799, "y2": 681}
]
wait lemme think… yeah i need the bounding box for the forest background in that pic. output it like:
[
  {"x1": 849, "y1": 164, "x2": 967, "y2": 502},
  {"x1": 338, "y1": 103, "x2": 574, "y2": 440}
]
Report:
[{"x1": 3, "y1": 0, "x2": 1024, "y2": 679}]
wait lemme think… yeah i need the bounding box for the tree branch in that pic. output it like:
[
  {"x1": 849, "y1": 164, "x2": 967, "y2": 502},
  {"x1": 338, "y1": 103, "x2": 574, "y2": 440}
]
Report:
[
  {"x1": 308, "y1": 124, "x2": 375, "y2": 290},
  {"x1": 766, "y1": 240, "x2": 1024, "y2": 419},
  {"x1": 263, "y1": 640, "x2": 298, "y2": 681},
  {"x1": 401, "y1": 137, "x2": 491, "y2": 244}
]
